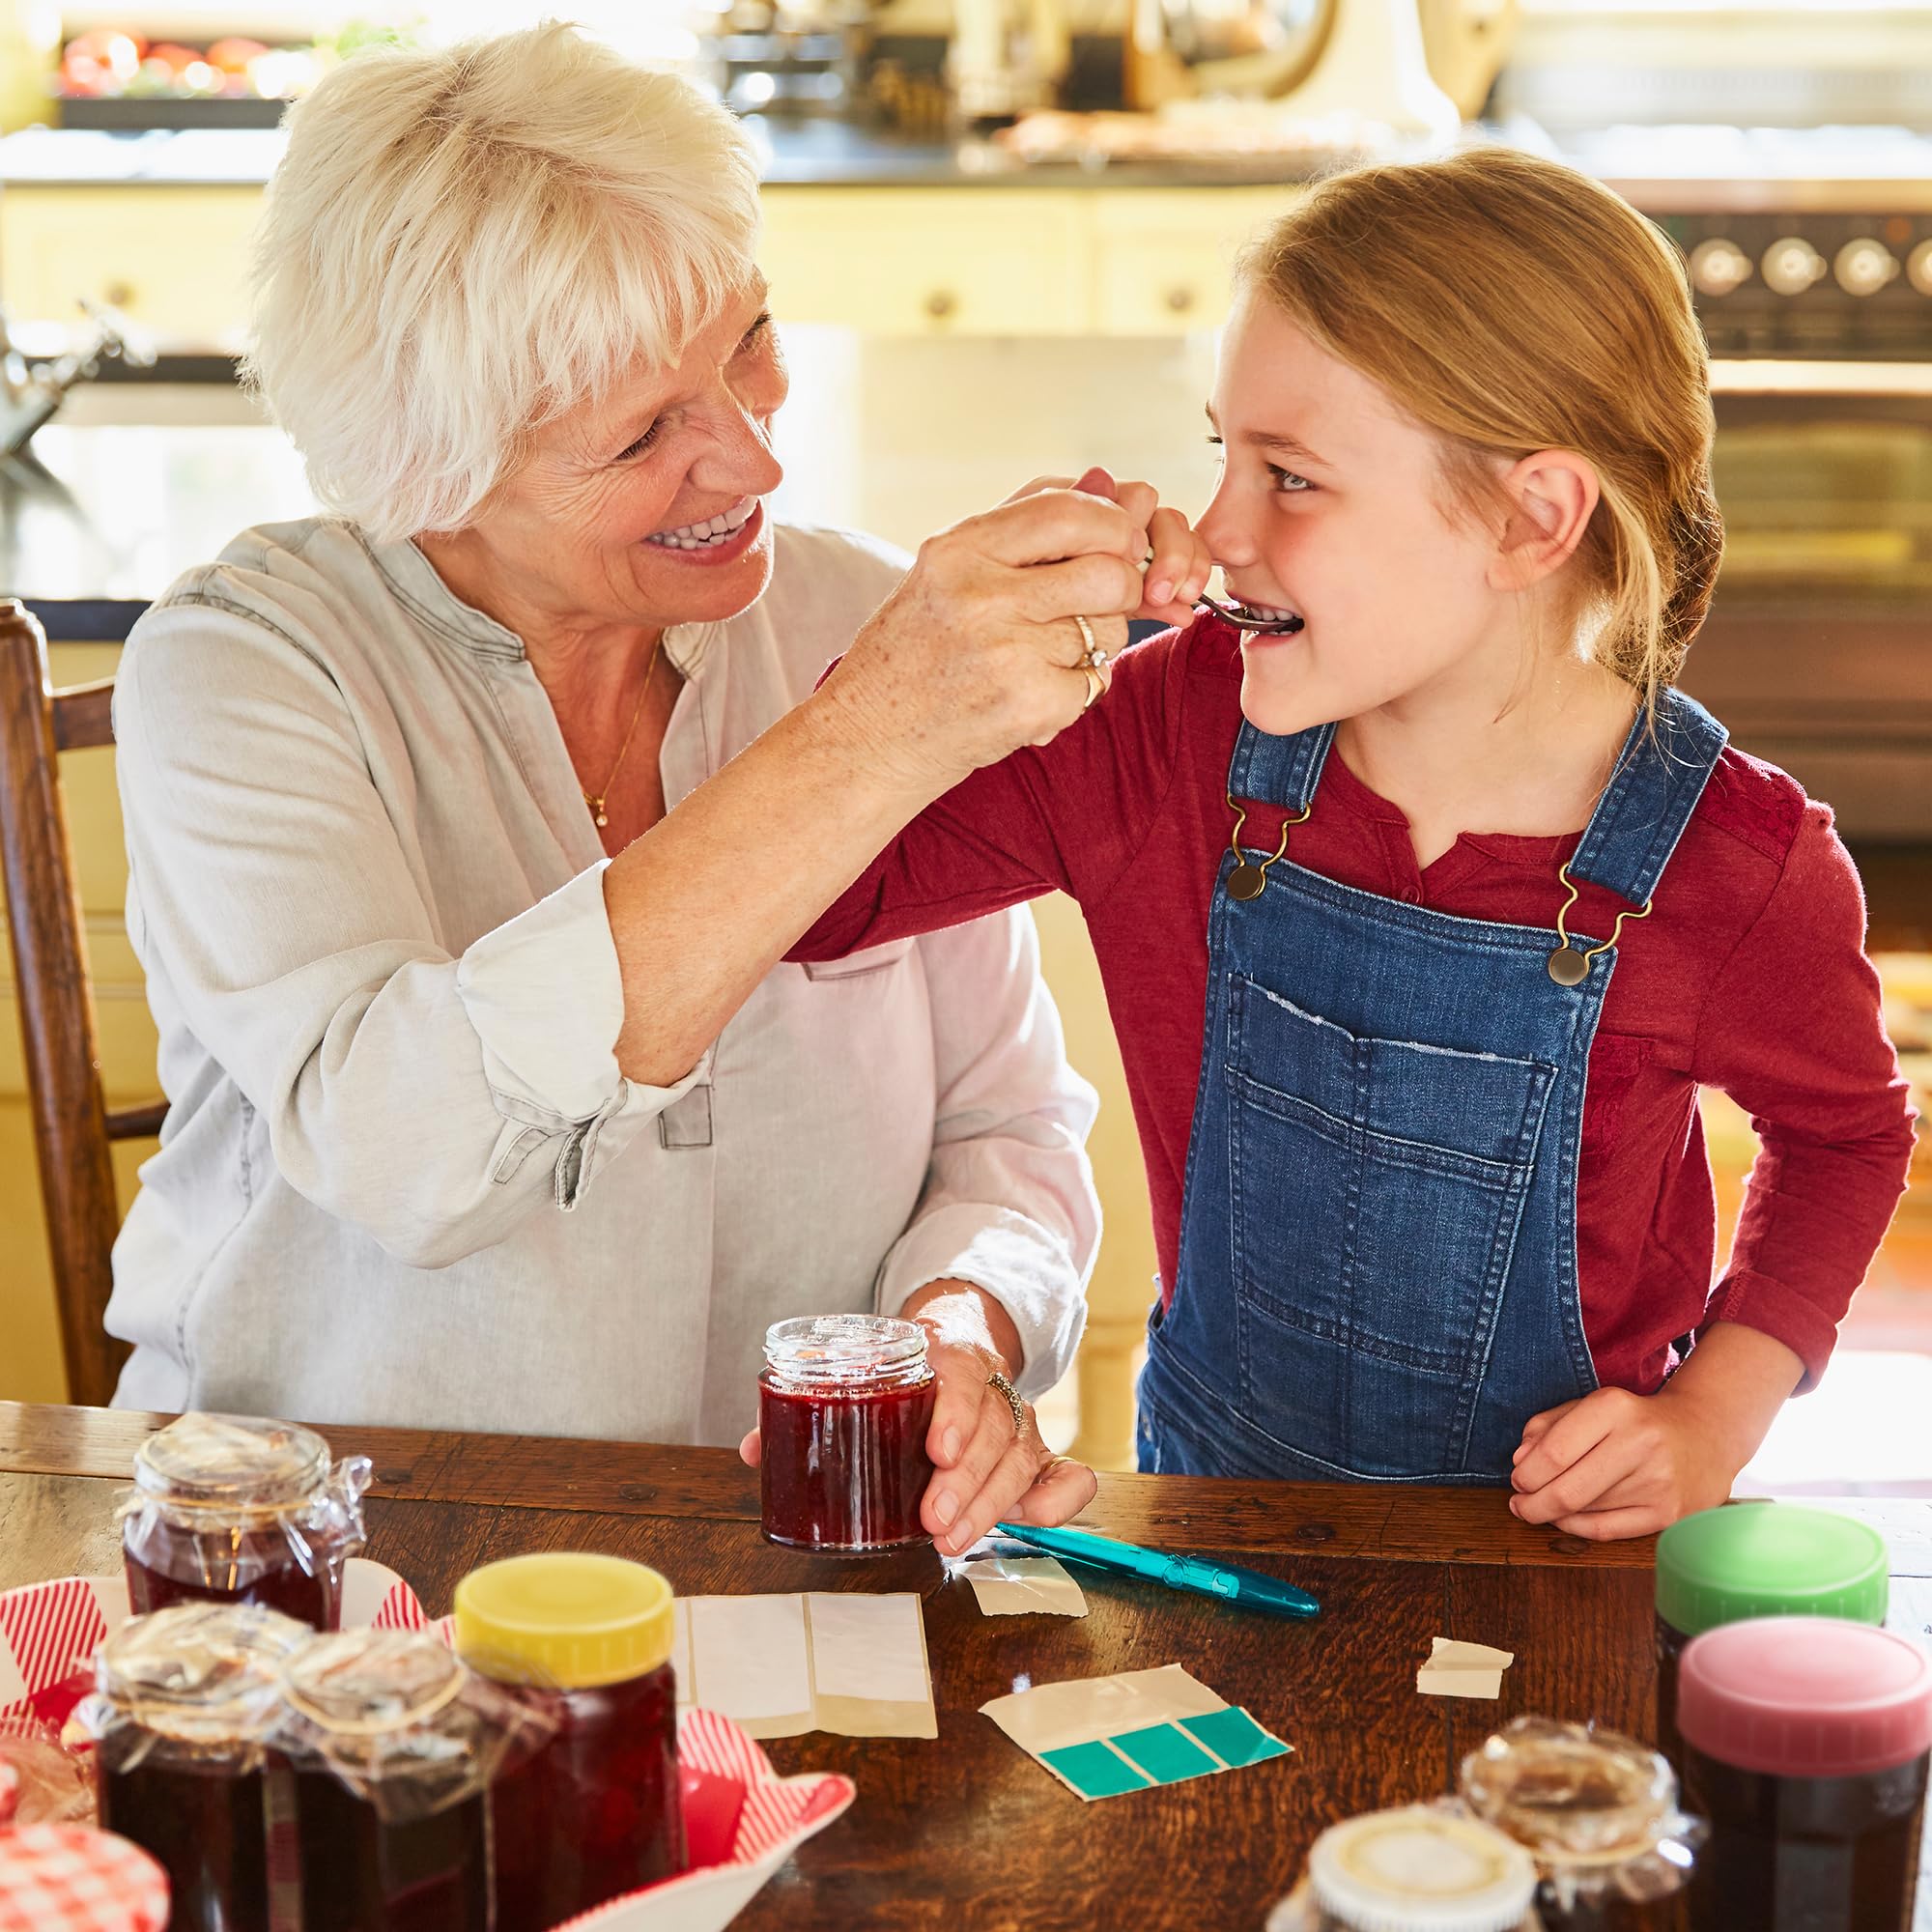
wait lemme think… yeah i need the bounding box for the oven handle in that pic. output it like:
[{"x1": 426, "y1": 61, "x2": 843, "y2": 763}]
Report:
[{"x1": 1711, "y1": 359, "x2": 1932, "y2": 397}]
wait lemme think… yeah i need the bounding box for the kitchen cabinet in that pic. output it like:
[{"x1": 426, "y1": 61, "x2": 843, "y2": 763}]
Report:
[
  {"x1": 1088, "y1": 186, "x2": 1290, "y2": 335},
  {"x1": 2, "y1": 178, "x2": 1302, "y2": 343},
  {"x1": 759, "y1": 186, "x2": 1093, "y2": 334},
  {"x1": 1, "y1": 185, "x2": 260, "y2": 344}
]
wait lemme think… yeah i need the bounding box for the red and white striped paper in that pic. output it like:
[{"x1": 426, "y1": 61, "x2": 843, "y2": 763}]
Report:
[
  {"x1": 1, "y1": 1565, "x2": 853, "y2": 1932},
  {"x1": 557, "y1": 1707, "x2": 854, "y2": 1932}
]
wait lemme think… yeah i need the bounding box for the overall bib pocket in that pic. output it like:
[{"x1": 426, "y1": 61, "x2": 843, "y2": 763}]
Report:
[{"x1": 1224, "y1": 975, "x2": 1557, "y2": 1476}]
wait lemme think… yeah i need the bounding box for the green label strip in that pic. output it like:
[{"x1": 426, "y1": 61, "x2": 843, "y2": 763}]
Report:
[{"x1": 1036, "y1": 1707, "x2": 1292, "y2": 1801}]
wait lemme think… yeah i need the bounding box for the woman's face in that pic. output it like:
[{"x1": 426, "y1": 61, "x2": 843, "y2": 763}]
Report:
[
  {"x1": 459, "y1": 280, "x2": 788, "y2": 635},
  {"x1": 1196, "y1": 289, "x2": 1512, "y2": 738}
]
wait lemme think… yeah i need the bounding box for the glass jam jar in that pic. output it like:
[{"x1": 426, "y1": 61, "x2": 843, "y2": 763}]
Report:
[
  {"x1": 1264, "y1": 1804, "x2": 1539, "y2": 1931},
  {"x1": 1678, "y1": 1616, "x2": 1932, "y2": 1932},
  {"x1": 1653, "y1": 1504, "x2": 1887, "y2": 1775},
  {"x1": 279, "y1": 1628, "x2": 548, "y2": 1932},
  {"x1": 1460, "y1": 1716, "x2": 1702, "y2": 1930},
  {"x1": 454, "y1": 1552, "x2": 685, "y2": 1930},
  {"x1": 73, "y1": 1601, "x2": 310, "y2": 1932},
  {"x1": 121, "y1": 1413, "x2": 373, "y2": 1631},
  {"x1": 758, "y1": 1314, "x2": 938, "y2": 1551}
]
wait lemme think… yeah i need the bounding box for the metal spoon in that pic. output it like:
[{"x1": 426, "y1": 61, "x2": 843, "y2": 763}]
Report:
[{"x1": 1196, "y1": 594, "x2": 1305, "y2": 637}]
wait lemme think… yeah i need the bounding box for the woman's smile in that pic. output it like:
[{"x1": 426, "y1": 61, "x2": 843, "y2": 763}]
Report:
[{"x1": 641, "y1": 497, "x2": 766, "y2": 568}]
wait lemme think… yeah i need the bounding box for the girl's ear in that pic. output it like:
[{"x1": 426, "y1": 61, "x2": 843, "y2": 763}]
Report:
[{"x1": 1489, "y1": 450, "x2": 1599, "y2": 592}]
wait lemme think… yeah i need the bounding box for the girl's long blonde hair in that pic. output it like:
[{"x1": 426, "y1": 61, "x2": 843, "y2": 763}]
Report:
[{"x1": 1244, "y1": 147, "x2": 1722, "y2": 709}]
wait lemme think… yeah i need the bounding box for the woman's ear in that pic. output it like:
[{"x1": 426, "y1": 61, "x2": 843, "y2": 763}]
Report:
[{"x1": 1489, "y1": 450, "x2": 1600, "y2": 591}]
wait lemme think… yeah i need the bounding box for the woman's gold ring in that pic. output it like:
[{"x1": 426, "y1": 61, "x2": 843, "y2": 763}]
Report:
[
  {"x1": 987, "y1": 1368, "x2": 1028, "y2": 1438},
  {"x1": 1073, "y1": 613, "x2": 1110, "y2": 671},
  {"x1": 1081, "y1": 665, "x2": 1105, "y2": 711}
]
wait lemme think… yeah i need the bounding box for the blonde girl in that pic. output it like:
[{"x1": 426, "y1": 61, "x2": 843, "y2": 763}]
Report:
[{"x1": 781, "y1": 148, "x2": 1915, "y2": 1548}]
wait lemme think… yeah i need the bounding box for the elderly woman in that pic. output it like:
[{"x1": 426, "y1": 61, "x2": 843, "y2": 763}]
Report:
[{"x1": 105, "y1": 25, "x2": 1195, "y2": 1554}]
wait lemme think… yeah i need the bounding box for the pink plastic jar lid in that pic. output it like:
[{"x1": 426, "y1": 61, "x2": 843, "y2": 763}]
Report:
[{"x1": 1679, "y1": 1616, "x2": 1932, "y2": 1779}]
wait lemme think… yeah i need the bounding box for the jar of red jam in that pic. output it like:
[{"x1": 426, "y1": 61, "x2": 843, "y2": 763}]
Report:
[
  {"x1": 73, "y1": 1601, "x2": 309, "y2": 1932},
  {"x1": 1653, "y1": 1504, "x2": 1887, "y2": 1775},
  {"x1": 279, "y1": 1628, "x2": 549, "y2": 1932},
  {"x1": 454, "y1": 1552, "x2": 685, "y2": 1930},
  {"x1": 1460, "y1": 1717, "x2": 1702, "y2": 1930},
  {"x1": 121, "y1": 1413, "x2": 373, "y2": 1631},
  {"x1": 1678, "y1": 1617, "x2": 1932, "y2": 1931},
  {"x1": 758, "y1": 1314, "x2": 938, "y2": 1551}
]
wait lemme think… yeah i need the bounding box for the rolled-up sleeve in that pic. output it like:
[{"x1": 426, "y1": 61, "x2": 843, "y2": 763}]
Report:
[
  {"x1": 118, "y1": 597, "x2": 695, "y2": 1268},
  {"x1": 871, "y1": 907, "x2": 1100, "y2": 1400}
]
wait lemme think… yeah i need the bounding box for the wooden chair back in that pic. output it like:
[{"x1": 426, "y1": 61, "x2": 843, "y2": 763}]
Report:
[{"x1": 0, "y1": 597, "x2": 162, "y2": 1406}]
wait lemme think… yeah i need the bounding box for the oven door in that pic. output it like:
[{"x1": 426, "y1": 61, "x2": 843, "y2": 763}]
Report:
[{"x1": 1685, "y1": 363, "x2": 1932, "y2": 846}]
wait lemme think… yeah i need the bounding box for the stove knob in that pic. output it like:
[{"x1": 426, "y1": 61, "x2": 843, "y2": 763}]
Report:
[
  {"x1": 1762, "y1": 236, "x2": 1827, "y2": 297},
  {"x1": 1689, "y1": 239, "x2": 1753, "y2": 297},
  {"x1": 1909, "y1": 240, "x2": 1932, "y2": 297},
  {"x1": 1834, "y1": 238, "x2": 1900, "y2": 297}
]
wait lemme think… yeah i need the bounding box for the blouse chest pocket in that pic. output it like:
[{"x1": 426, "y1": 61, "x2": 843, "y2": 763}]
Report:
[
  {"x1": 801, "y1": 938, "x2": 917, "y2": 983},
  {"x1": 1221, "y1": 975, "x2": 1558, "y2": 1477}
]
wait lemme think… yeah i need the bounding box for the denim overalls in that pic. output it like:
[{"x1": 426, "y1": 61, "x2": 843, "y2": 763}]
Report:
[{"x1": 1137, "y1": 689, "x2": 1729, "y2": 1483}]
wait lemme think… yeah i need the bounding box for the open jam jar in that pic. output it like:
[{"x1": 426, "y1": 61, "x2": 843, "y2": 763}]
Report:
[
  {"x1": 455, "y1": 1553, "x2": 685, "y2": 1931},
  {"x1": 279, "y1": 1629, "x2": 549, "y2": 1932},
  {"x1": 1653, "y1": 1505, "x2": 1888, "y2": 1776},
  {"x1": 73, "y1": 1600, "x2": 309, "y2": 1932},
  {"x1": 1678, "y1": 1617, "x2": 1932, "y2": 1932},
  {"x1": 758, "y1": 1314, "x2": 938, "y2": 1551},
  {"x1": 121, "y1": 1412, "x2": 373, "y2": 1631},
  {"x1": 1460, "y1": 1717, "x2": 1702, "y2": 1930}
]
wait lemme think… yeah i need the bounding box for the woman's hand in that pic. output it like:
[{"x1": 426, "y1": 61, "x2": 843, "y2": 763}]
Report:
[
  {"x1": 814, "y1": 483, "x2": 1150, "y2": 800},
  {"x1": 738, "y1": 1281, "x2": 1097, "y2": 1556},
  {"x1": 1003, "y1": 467, "x2": 1214, "y2": 630},
  {"x1": 1507, "y1": 1323, "x2": 1804, "y2": 1540},
  {"x1": 905, "y1": 1285, "x2": 1098, "y2": 1557}
]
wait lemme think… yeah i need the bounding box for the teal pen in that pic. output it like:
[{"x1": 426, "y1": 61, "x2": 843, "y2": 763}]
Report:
[{"x1": 993, "y1": 1520, "x2": 1320, "y2": 1620}]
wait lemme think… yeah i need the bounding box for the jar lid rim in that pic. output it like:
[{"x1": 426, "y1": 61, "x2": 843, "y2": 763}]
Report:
[
  {"x1": 763, "y1": 1314, "x2": 928, "y2": 1381},
  {"x1": 132, "y1": 1412, "x2": 330, "y2": 1513}
]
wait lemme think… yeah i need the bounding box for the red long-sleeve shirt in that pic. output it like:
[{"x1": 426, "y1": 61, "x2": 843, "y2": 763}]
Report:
[{"x1": 795, "y1": 616, "x2": 1916, "y2": 1395}]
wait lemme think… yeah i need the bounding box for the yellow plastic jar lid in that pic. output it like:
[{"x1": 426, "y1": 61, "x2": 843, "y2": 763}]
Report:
[{"x1": 452, "y1": 1552, "x2": 675, "y2": 1691}]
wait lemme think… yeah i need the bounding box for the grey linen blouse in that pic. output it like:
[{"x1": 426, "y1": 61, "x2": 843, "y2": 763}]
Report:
[{"x1": 105, "y1": 518, "x2": 1099, "y2": 1441}]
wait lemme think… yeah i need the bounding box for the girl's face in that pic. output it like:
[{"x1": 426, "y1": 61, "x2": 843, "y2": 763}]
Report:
[{"x1": 1197, "y1": 288, "x2": 1521, "y2": 738}]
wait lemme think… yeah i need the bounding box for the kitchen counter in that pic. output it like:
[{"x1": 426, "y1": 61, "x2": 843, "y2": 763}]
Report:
[
  {"x1": 0, "y1": 115, "x2": 1346, "y2": 191},
  {"x1": 9, "y1": 115, "x2": 1932, "y2": 208},
  {"x1": 1, "y1": 420, "x2": 313, "y2": 634}
]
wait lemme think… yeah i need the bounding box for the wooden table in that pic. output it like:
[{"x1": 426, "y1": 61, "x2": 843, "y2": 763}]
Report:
[{"x1": 3, "y1": 1402, "x2": 1925, "y2": 1928}]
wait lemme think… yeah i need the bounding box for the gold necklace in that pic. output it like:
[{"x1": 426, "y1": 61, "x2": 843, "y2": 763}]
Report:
[{"x1": 582, "y1": 639, "x2": 664, "y2": 829}]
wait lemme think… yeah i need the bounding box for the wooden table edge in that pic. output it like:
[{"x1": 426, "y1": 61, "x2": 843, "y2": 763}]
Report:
[{"x1": 0, "y1": 1401, "x2": 1674, "y2": 1568}]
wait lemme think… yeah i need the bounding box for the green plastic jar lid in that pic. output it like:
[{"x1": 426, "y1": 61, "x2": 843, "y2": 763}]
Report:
[{"x1": 1656, "y1": 1503, "x2": 1889, "y2": 1637}]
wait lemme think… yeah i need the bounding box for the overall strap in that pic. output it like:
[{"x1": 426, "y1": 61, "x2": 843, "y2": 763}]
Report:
[
  {"x1": 1568, "y1": 688, "x2": 1729, "y2": 908},
  {"x1": 1227, "y1": 718, "x2": 1337, "y2": 815}
]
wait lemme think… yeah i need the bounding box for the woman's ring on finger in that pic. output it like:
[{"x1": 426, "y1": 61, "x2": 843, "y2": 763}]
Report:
[
  {"x1": 1081, "y1": 665, "x2": 1105, "y2": 711},
  {"x1": 1073, "y1": 612, "x2": 1110, "y2": 671},
  {"x1": 987, "y1": 1368, "x2": 1028, "y2": 1438}
]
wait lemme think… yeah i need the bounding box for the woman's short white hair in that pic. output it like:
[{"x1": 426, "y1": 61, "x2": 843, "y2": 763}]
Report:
[{"x1": 244, "y1": 23, "x2": 760, "y2": 542}]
